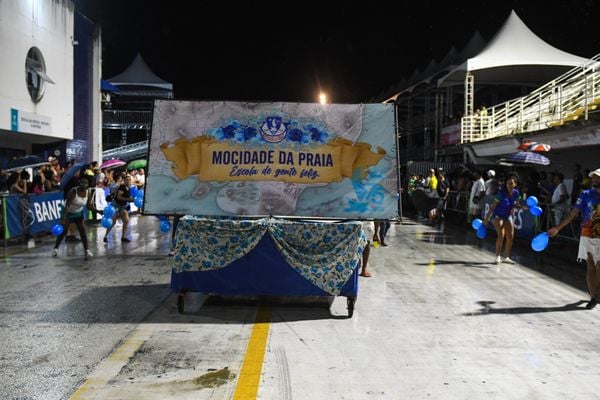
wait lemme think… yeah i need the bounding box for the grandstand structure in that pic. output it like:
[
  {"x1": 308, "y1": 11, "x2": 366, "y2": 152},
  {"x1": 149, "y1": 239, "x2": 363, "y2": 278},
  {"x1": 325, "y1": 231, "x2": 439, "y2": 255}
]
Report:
[
  {"x1": 460, "y1": 54, "x2": 600, "y2": 143},
  {"x1": 101, "y1": 54, "x2": 172, "y2": 161},
  {"x1": 381, "y1": 11, "x2": 598, "y2": 171}
]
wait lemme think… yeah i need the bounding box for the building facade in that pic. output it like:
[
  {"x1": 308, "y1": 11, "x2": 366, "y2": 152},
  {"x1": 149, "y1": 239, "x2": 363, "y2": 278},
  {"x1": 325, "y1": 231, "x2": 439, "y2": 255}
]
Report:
[{"x1": 0, "y1": 0, "x2": 101, "y2": 167}]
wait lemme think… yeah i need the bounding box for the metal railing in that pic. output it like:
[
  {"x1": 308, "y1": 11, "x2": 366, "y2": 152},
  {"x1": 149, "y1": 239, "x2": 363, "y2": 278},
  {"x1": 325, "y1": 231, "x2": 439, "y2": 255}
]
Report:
[
  {"x1": 461, "y1": 53, "x2": 600, "y2": 143},
  {"x1": 102, "y1": 140, "x2": 148, "y2": 161},
  {"x1": 103, "y1": 110, "x2": 152, "y2": 129}
]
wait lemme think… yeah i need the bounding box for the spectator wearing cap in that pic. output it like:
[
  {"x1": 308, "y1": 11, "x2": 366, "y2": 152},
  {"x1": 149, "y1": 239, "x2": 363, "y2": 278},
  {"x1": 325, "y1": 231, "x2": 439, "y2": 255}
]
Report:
[
  {"x1": 469, "y1": 171, "x2": 486, "y2": 222},
  {"x1": 485, "y1": 169, "x2": 499, "y2": 196},
  {"x1": 549, "y1": 168, "x2": 600, "y2": 309}
]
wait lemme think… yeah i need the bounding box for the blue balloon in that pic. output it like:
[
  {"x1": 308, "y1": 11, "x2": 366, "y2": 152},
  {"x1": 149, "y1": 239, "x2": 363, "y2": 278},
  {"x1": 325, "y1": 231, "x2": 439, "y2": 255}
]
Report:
[
  {"x1": 160, "y1": 220, "x2": 171, "y2": 233},
  {"x1": 101, "y1": 217, "x2": 113, "y2": 229},
  {"x1": 531, "y1": 232, "x2": 549, "y2": 252},
  {"x1": 134, "y1": 196, "x2": 143, "y2": 209},
  {"x1": 526, "y1": 196, "x2": 539, "y2": 208},
  {"x1": 530, "y1": 206, "x2": 543, "y2": 217},
  {"x1": 103, "y1": 205, "x2": 116, "y2": 219},
  {"x1": 476, "y1": 225, "x2": 487, "y2": 239},
  {"x1": 471, "y1": 218, "x2": 483, "y2": 230},
  {"x1": 157, "y1": 215, "x2": 168, "y2": 221},
  {"x1": 51, "y1": 224, "x2": 64, "y2": 236},
  {"x1": 130, "y1": 186, "x2": 139, "y2": 198}
]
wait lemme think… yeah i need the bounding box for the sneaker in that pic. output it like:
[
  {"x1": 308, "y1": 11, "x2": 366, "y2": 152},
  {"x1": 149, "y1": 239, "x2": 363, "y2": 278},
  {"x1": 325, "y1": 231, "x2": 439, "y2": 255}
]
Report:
[
  {"x1": 168, "y1": 250, "x2": 175, "y2": 256},
  {"x1": 85, "y1": 249, "x2": 93, "y2": 259},
  {"x1": 495, "y1": 256, "x2": 502, "y2": 264},
  {"x1": 502, "y1": 257, "x2": 516, "y2": 264},
  {"x1": 586, "y1": 298, "x2": 598, "y2": 310},
  {"x1": 121, "y1": 237, "x2": 131, "y2": 243},
  {"x1": 51, "y1": 248, "x2": 58, "y2": 257}
]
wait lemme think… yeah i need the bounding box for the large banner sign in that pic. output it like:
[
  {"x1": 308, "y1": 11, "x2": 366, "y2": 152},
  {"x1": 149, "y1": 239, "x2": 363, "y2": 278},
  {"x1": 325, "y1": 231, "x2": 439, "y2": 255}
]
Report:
[
  {"x1": 440, "y1": 123, "x2": 461, "y2": 146},
  {"x1": 4, "y1": 192, "x2": 63, "y2": 238},
  {"x1": 145, "y1": 101, "x2": 397, "y2": 218}
]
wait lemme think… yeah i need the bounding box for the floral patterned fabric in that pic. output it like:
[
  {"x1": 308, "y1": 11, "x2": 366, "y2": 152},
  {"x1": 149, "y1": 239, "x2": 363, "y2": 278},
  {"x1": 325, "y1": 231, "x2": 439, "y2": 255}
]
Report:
[
  {"x1": 268, "y1": 220, "x2": 366, "y2": 295},
  {"x1": 173, "y1": 217, "x2": 366, "y2": 295},
  {"x1": 173, "y1": 216, "x2": 267, "y2": 272}
]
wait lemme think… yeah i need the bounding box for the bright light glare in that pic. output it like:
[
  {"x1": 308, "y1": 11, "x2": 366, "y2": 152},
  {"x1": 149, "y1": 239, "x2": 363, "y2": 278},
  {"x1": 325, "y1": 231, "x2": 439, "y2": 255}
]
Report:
[{"x1": 319, "y1": 93, "x2": 327, "y2": 105}]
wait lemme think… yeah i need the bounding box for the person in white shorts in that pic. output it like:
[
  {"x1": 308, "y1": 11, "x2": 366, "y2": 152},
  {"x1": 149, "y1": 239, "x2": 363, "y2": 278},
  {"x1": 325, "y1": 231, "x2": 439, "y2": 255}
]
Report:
[{"x1": 549, "y1": 168, "x2": 600, "y2": 309}]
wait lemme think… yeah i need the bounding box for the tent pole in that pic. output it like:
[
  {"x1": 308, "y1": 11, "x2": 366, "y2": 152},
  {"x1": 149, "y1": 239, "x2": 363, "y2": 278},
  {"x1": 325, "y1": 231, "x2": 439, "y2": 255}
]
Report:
[{"x1": 393, "y1": 102, "x2": 403, "y2": 222}]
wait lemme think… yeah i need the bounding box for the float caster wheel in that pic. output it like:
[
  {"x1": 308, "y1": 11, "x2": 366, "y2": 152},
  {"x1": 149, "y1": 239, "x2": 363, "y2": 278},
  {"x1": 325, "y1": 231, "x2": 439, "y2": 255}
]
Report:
[
  {"x1": 347, "y1": 297, "x2": 356, "y2": 318},
  {"x1": 177, "y1": 294, "x2": 185, "y2": 314}
]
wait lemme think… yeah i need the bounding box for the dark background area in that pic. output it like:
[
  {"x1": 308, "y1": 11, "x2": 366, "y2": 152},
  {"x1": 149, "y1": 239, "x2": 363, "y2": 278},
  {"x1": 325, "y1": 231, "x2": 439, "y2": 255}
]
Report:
[{"x1": 76, "y1": 0, "x2": 600, "y2": 103}]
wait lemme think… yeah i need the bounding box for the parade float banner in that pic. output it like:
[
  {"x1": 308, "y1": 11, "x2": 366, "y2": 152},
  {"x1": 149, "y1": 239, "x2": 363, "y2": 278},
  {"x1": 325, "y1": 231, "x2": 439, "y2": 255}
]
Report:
[{"x1": 145, "y1": 101, "x2": 397, "y2": 219}]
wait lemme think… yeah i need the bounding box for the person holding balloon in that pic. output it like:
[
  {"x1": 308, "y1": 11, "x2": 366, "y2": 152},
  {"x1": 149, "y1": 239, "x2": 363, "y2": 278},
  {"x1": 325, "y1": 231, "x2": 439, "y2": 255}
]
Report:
[
  {"x1": 103, "y1": 174, "x2": 135, "y2": 243},
  {"x1": 483, "y1": 174, "x2": 521, "y2": 265},
  {"x1": 51, "y1": 177, "x2": 94, "y2": 259},
  {"x1": 549, "y1": 168, "x2": 600, "y2": 310}
]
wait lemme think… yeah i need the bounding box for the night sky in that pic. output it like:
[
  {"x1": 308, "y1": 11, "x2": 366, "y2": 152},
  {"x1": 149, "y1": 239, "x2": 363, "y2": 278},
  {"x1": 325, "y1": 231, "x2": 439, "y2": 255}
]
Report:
[{"x1": 76, "y1": 0, "x2": 600, "y2": 104}]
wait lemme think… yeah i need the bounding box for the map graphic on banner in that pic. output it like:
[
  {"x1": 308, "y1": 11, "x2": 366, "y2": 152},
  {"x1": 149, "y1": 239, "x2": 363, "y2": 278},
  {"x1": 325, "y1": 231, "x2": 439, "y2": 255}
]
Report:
[{"x1": 145, "y1": 100, "x2": 397, "y2": 219}]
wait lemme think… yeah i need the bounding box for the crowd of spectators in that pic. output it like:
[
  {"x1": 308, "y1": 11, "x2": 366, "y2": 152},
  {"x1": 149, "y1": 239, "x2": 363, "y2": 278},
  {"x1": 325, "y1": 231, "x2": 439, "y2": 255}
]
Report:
[
  {"x1": 405, "y1": 163, "x2": 593, "y2": 233},
  {"x1": 0, "y1": 156, "x2": 146, "y2": 196}
]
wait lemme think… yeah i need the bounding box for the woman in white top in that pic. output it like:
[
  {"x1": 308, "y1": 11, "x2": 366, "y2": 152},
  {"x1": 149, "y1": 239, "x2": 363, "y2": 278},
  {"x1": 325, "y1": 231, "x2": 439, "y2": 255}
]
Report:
[{"x1": 52, "y1": 178, "x2": 94, "y2": 259}]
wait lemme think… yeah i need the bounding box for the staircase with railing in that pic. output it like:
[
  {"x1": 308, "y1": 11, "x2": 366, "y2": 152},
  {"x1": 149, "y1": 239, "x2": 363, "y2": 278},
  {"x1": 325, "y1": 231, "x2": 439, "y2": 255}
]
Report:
[
  {"x1": 461, "y1": 53, "x2": 600, "y2": 143},
  {"x1": 102, "y1": 140, "x2": 148, "y2": 161},
  {"x1": 103, "y1": 110, "x2": 152, "y2": 129}
]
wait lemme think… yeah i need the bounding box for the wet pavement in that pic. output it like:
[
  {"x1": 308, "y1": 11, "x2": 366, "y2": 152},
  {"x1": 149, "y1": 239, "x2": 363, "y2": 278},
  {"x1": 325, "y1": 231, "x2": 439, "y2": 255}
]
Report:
[{"x1": 0, "y1": 215, "x2": 598, "y2": 399}]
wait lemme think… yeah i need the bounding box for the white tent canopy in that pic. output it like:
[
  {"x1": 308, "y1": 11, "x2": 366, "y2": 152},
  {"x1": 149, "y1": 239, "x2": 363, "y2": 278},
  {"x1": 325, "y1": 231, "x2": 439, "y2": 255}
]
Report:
[
  {"x1": 383, "y1": 31, "x2": 488, "y2": 102},
  {"x1": 108, "y1": 54, "x2": 173, "y2": 90},
  {"x1": 455, "y1": 31, "x2": 486, "y2": 62},
  {"x1": 438, "y1": 11, "x2": 589, "y2": 87},
  {"x1": 438, "y1": 46, "x2": 459, "y2": 70}
]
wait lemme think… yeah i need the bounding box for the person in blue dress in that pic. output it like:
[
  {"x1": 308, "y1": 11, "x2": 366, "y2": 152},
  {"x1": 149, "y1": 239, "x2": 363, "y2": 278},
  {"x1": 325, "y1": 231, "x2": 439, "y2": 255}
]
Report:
[{"x1": 483, "y1": 174, "x2": 521, "y2": 264}]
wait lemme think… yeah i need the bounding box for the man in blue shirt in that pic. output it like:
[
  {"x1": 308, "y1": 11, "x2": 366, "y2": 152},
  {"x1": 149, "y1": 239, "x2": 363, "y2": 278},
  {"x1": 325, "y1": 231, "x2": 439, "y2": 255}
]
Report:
[{"x1": 550, "y1": 168, "x2": 600, "y2": 309}]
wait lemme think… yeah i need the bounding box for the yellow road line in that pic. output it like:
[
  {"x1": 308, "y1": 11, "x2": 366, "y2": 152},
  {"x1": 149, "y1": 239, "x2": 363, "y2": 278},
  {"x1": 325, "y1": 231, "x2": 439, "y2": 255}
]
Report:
[
  {"x1": 69, "y1": 325, "x2": 155, "y2": 399},
  {"x1": 233, "y1": 307, "x2": 272, "y2": 400}
]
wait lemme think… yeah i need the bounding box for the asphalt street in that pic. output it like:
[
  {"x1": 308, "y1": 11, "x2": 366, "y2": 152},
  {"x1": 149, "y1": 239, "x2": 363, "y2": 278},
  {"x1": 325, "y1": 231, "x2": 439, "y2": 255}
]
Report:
[{"x1": 0, "y1": 216, "x2": 598, "y2": 400}]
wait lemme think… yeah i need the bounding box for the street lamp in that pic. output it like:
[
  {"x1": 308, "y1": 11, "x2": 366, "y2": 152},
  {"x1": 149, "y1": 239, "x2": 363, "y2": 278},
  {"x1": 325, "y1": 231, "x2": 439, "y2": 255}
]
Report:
[{"x1": 319, "y1": 93, "x2": 327, "y2": 105}]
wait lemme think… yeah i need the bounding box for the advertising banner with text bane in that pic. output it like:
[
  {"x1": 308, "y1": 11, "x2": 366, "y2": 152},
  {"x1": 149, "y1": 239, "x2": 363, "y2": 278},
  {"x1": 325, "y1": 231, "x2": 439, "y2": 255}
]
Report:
[{"x1": 145, "y1": 100, "x2": 397, "y2": 219}]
